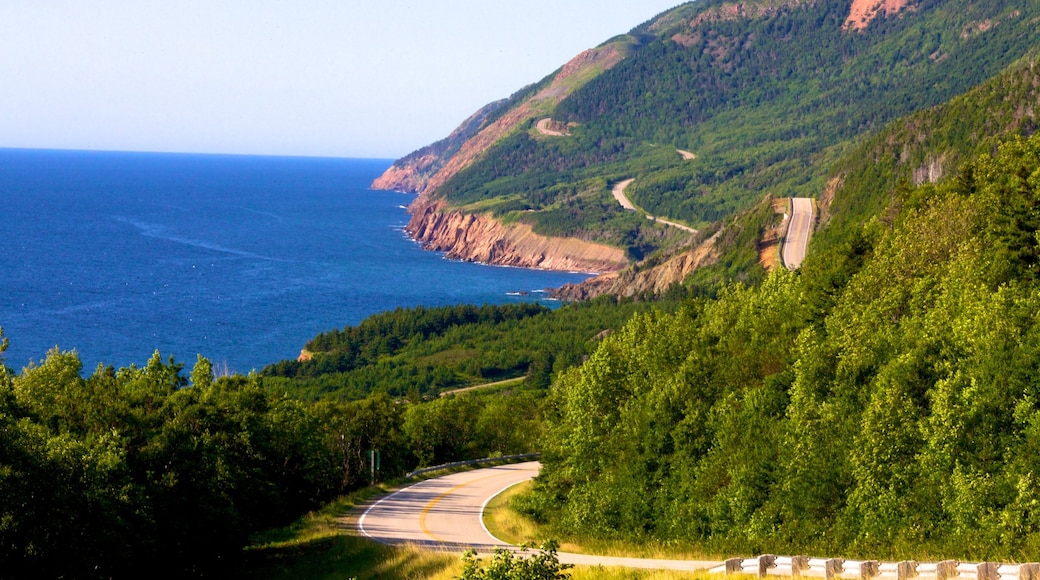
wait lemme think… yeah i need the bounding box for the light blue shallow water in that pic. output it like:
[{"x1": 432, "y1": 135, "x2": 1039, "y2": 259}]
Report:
[{"x1": 0, "y1": 149, "x2": 590, "y2": 373}]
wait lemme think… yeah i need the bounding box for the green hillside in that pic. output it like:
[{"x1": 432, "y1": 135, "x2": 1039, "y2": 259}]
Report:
[{"x1": 419, "y1": 0, "x2": 1040, "y2": 266}]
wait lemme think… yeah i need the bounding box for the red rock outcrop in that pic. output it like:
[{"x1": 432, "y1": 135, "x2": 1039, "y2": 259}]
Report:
[
  {"x1": 843, "y1": 0, "x2": 915, "y2": 31},
  {"x1": 407, "y1": 201, "x2": 628, "y2": 274},
  {"x1": 370, "y1": 154, "x2": 438, "y2": 193}
]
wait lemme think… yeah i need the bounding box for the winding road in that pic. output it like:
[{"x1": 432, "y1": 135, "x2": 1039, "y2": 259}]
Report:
[
  {"x1": 536, "y1": 118, "x2": 570, "y2": 137},
  {"x1": 358, "y1": 461, "x2": 722, "y2": 571},
  {"x1": 612, "y1": 179, "x2": 698, "y2": 234},
  {"x1": 612, "y1": 178, "x2": 637, "y2": 210},
  {"x1": 782, "y1": 198, "x2": 813, "y2": 269}
]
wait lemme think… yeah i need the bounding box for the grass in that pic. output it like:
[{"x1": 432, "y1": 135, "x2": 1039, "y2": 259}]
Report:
[
  {"x1": 242, "y1": 535, "x2": 461, "y2": 579},
  {"x1": 484, "y1": 481, "x2": 715, "y2": 561},
  {"x1": 569, "y1": 569, "x2": 716, "y2": 580}
]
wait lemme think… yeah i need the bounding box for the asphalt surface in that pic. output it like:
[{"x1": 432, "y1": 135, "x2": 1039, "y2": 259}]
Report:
[
  {"x1": 782, "y1": 197, "x2": 813, "y2": 269},
  {"x1": 358, "y1": 461, "x2": 722, "y2": 571},
  {"x1": 611, "y1": 178, "x2": 638, "y2": 211}
]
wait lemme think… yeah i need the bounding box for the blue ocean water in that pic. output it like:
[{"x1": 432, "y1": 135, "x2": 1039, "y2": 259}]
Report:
[{"x1": 0, "y1": 149, "x2": 590, "y2": 374}]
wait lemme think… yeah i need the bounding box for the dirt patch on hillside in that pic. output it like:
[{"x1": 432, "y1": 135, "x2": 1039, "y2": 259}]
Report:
[
  {"x1": 536, "y1": 118, "x2": 572, "y2": 137},
  {"x1": 843, "y1": 0, "x2": 915, "y2": 31},
  {"x1": 817, "y1": 175, "x2": 844, "y2": 227},
  {"x1": 759, "y1": 199, "x2": 790, "y2": 272}
]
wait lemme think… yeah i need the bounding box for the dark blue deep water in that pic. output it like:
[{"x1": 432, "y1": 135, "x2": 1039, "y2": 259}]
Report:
[{"x1": 0, "y1": 149, "x2": 590, "y2": 373}]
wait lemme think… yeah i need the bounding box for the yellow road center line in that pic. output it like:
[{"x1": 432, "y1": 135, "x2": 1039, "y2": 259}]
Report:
[{"x1": 419, "y1": 474, "x2": 499, "y2": 542}]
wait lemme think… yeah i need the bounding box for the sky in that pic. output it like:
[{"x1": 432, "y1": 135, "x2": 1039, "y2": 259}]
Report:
[{"x1": 0, "y1": 1, "x2": 683, "y2": 159}]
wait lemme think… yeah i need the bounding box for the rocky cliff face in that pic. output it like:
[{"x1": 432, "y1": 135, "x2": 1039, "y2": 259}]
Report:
[
  {"x1": 844, "y1": 0, "x2": 915, "y2": 31},
  {"x1": 371, "y1": 99, "x2": 508, "y2": 194},
  {"x1": 370, "y1": 155, "x2": 438, "y2": 193},
  {"x1": 407, "y1": 201, "x2": 628, "y2": 274}
]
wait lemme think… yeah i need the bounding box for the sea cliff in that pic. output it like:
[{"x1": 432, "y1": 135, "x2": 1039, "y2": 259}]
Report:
[{"x1": 407, "y1": 200, "x2": 628, "y2": 274}]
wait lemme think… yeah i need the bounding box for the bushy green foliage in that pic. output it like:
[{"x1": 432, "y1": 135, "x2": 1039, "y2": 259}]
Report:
[
  {"x1": 403, "y1": 391, "x2": 542, "y2": 468},
  {"x1": 0, "y1": 349, "x2": 374, "y2": 577},
  {"x1": 530, "y1": 134, "x2": 1040, "y2": 560},
  {"x1": 458, "y1": 541, "x2": 571, "y2": 580},
  {"x1": 815, "y1": 53, "x2": 1040, "y2": 255}
]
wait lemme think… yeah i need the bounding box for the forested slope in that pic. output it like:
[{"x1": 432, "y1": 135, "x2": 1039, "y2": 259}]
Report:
[
  {"x1": 522, "y1": 111, "x2": 1040, "y2": 561},
  {"x1": 261, "y1": 299, "x2": 664, "y2": 401}
]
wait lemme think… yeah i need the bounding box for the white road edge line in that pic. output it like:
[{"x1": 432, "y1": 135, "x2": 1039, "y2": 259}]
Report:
[
  {"x1": 358, "y1": 480, "x2": 425, "y2": 543},
  {"x1": 479, "y1": 477, "x2": 535, "y2": 546}
]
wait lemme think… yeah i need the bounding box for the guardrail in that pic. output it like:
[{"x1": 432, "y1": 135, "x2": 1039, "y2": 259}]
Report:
[
  {"x1": 405, "y1": 453, "x2": 541, "y2": 479},
  {"x1": 712, "y1": 555, "x2": 1040, "y2": 580}
]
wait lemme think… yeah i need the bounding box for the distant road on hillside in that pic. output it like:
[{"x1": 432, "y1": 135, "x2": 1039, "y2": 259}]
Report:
[
  {"x1": 613, "y1": 178, "x2": 697, "y2": 234},
  {"x1": 649, "y1": 214, "x2": 697, "y2": 234},
  {"x1": 612, "y1": 178, "x2": 637, "y2": 210},
  {"x1": 536, "y1": 118, "x2": 570, "y2": 137},
  {"x1": 357, "y1": 462, "x2": 722, "y2": 571},
  {"x1": 783, "y1": 198, "x2": 813, "y2": 269}
]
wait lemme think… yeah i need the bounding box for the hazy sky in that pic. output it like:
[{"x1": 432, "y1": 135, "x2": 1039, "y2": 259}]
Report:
[{"x1": 0, "y1": 1, "x2": 683, "y2": 159}]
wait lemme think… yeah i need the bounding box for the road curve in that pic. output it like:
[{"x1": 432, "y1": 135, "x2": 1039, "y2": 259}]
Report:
[
  {"x1": 612, "y1": 178, "x2": 637, "y2": 211},
  {"x1": 782, "y1": 197, "x2": 813, "y2": 269},
  {"x1": 536, "y1": 118, "x2": 570, "y2": 137},
  {"x1": 358, "y1": 461, "x2": 722, "y2": 571}
]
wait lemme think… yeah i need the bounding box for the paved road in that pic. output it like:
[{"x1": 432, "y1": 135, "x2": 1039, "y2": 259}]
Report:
[
  {"x1": 782, "y1": 197, "x2": 813, "y2": 269},
  {"x1": 612, "y1": 178, "x2": 637, "y2": 210},
  {"x1": 613, "y1": 179, "x2": 697, "y2": 234},
  {"x1": 536, "y1": 118, "x2": 570, "y2": 137},
  {"x1": 358, "y1": 461, "x2": 722, "y2": 571},
  {"x1": 649, "y1": 214, "x2": 697, "y2": 234},
  {"x1": 439, "y1": 377, "x2": 523, "y2": 397}
]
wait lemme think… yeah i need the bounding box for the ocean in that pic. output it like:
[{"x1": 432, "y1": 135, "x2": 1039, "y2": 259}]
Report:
[{"x1": 0, "y1": 149, "x2": 591, "y2": 374}]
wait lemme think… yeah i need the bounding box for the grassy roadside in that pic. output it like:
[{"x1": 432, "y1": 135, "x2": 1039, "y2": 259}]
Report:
[
  {"x1": 484, "y1": 481, "x2": 715, "y2": 562},
  {"x1": 240, "y1": 484, "x2": 462, "y2": 579}
]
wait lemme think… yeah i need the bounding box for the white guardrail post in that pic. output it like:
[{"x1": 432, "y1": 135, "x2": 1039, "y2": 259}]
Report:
[
  {"x1": 712, "y1": 556, "x2": 1040, "y2": 580},
  {"x1": 404, "y1": 452, "x2": 541, "y2": 479}
]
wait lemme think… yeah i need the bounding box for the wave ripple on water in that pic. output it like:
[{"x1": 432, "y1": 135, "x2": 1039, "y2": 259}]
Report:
[{"x1": 0, "y1": 149, "x2": 590, "y2": 373}]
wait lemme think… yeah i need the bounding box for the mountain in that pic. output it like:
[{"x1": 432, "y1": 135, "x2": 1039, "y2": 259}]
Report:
[{"x1": 373, "y1": 0, "x2": 1040, "y2": 295}]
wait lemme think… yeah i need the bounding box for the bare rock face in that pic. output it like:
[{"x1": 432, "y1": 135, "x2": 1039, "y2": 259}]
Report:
[
  {"x1": 371, "y1": 99, "x2": 509, "y2": 194},
  {"x1": 370, "y1": 154, "x2": 439, "y2": 193},
  {"x1": 843, "y1": 0, "x2": 916, "y2": 31},
  {"x1": 407, "y1": 201, "x2": 628, "y2": 274}
]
